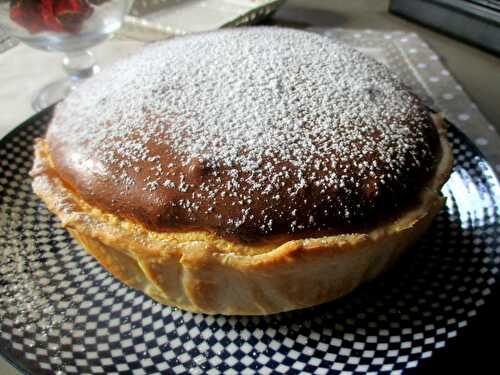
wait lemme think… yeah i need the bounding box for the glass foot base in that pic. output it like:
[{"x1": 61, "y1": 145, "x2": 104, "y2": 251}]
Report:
[{"x1": 31, "y1": 78, "x2": 74, "y2": 111}]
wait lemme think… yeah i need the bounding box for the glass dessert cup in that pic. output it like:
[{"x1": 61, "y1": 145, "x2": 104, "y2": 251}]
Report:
[{"x1": 0, "y1": 0, "x2": 133, "y2": 110}]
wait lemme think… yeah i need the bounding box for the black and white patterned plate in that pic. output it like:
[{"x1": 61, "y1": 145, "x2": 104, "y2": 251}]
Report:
[{"x1": 1, "y1": 108, "x2": 499, "y2": 375}]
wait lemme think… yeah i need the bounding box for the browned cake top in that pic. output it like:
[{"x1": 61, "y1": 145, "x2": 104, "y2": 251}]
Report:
[{"x1": 46, "y1": 27, "x2": 440, "y2": 242}]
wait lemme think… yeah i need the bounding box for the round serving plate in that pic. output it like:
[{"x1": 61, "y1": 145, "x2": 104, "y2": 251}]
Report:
[{"x1": 0, "y1": 107, "x2": 499, "y2": 375}]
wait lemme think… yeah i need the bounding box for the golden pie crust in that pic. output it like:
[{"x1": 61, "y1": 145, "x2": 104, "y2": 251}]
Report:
[{"x1": 31, "y1": 115, "x2": 452, "y2": 316}]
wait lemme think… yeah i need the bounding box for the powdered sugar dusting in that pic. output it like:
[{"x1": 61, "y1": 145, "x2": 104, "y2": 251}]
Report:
[{"x1": 47, "y1": 27, "x2": 438, "y2": 237}]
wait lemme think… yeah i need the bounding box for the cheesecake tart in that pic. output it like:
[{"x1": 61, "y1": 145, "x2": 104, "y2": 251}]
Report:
[{"x1": 31, "y1": 27, "x2": 453, "y2": 315}]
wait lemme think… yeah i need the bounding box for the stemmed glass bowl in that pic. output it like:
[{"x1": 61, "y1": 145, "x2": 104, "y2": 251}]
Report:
[{"x1": 0, "y1": 0, "x2": 133, "y2": 110}]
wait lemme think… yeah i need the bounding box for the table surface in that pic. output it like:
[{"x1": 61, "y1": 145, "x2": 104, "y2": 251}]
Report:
[{"x1": 1, "y1": 1, "x2": 499, "y2": 374}]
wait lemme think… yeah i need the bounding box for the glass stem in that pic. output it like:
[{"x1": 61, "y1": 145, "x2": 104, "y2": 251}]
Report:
[{"x1": 62, "y1": 50, "x2": 100, "y2": 82}]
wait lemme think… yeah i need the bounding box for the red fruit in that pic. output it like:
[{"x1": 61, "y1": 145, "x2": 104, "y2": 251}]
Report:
[
  {"x1": 40, "y1": 0, "x2": 65, "y2": 32},
  {"x1": 54, "y1": 0, "x2": 94, "y2": 34},
  {"x1": 9, "y1": 0, "x2": 95, "y2": 34},
  {"x1": 10, "y1": 0, "x2": 46, "y2": 34}
]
